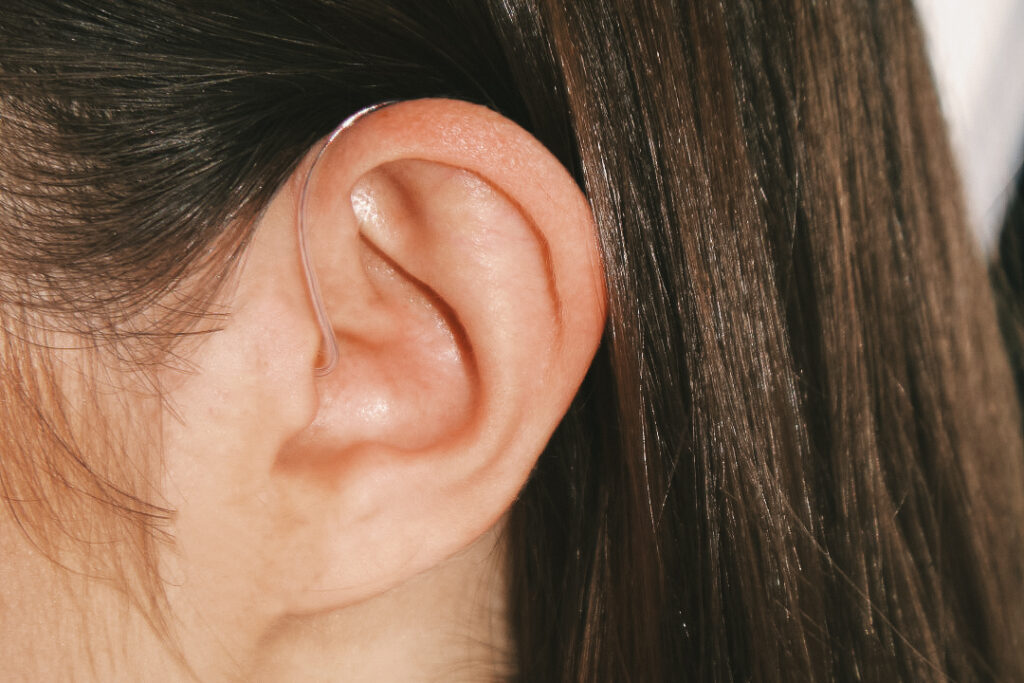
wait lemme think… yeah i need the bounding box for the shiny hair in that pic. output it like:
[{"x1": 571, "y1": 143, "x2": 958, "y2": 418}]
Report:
[{"x1": 2, "y1": 1, "x2": 1022, "y2": 680}]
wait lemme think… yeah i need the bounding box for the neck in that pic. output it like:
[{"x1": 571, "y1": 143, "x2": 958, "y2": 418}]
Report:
[{"x1": 0, "y1": 519, "x2": 512, "y2": 682}]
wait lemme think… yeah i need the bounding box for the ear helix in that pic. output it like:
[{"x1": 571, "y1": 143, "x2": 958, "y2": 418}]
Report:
[{"x1": 297, "y1": 101, "x2": 398, "y2": 377}]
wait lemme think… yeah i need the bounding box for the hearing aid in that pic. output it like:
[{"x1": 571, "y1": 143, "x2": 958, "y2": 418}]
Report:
[{"x1": 298, "y1": 101, "x2": 398, "y2": 376}]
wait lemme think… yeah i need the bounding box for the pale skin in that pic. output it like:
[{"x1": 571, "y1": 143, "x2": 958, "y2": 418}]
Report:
[{"x1": 0, "y1": 99, "x2": 607, "y2": 681}]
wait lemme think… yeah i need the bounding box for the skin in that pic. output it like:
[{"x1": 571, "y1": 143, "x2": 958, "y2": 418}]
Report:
[
  {"x1": 0, "y1": 100, "x2": 606, "y2": 681},
  {"x1": 0, "y1": 512, "x2": 510, "y2": 681}
]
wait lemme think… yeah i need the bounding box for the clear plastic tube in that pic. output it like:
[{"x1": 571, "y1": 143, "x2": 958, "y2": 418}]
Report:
[{"x1": 297, "y1": 102, "x2": 397, "y2": 376}]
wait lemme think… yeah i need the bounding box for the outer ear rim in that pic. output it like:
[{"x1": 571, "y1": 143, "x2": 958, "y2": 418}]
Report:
[{"x1": 302, "y1": 97, "x2": 605, "y2": 325}]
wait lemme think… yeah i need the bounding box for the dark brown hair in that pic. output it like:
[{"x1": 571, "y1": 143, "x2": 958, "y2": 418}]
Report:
[{"x1": 1, "y1": 1, "x2": 1022, "y2": 680}]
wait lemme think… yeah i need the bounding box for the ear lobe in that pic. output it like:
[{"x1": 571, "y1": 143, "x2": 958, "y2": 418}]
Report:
[{"x1": 269, "y1": 99, "x2": 605, "y2": 613}]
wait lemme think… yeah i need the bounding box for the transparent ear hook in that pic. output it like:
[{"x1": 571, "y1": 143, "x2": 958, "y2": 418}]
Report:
[{"x1": 298, "y1": 101, "x2": 397, "y2": 377}]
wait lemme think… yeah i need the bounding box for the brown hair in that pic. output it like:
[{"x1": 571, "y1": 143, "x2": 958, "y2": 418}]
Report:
[{"x1": 1, "y1": 1, "x2": 1022, "y2": 680}]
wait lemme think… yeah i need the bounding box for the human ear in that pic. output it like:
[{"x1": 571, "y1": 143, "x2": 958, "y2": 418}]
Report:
[{"x1": 161, "y1": 98, "x2": 605, "y2": 619}]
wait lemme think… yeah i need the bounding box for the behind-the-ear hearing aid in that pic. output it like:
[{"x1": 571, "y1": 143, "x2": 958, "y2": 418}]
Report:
[{"x1": 298, "y1": 101, "x2": 397, "y2": 377}]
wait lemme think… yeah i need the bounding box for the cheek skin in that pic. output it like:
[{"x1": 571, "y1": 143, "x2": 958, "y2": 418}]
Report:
[
  {"x1": 153, "y1": 191, "x2": 322, "y2": 664},
  {"x1": 158, "y1": 297, "x2": 299, "y2": 615}
]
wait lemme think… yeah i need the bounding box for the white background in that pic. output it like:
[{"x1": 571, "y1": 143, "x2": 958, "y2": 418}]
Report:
[{"x1": 916, "y1": 0, "x2": 1024, "y2": 250}]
